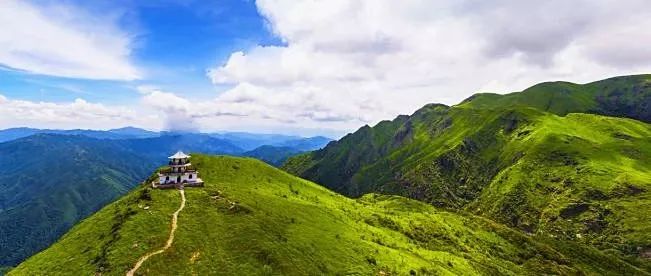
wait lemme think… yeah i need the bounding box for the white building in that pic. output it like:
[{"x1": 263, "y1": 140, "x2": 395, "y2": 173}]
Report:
[{"x1": 156, "y1": 151, "x2": 203, "y2": 187}]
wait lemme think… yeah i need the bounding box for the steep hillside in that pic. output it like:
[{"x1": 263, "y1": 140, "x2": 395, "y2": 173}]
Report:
[
  {"x1": 0, "y1": 135, "x2": 158, "y2": 267},
  {"x1": 283, "y1": 75, "x2": 651, "y2": 262},
  {"x1": 11, "y1": 155, "x2": 647, "y2": 275}
]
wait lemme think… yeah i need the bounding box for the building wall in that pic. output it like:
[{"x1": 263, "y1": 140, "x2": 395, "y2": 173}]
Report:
[{"x1": 159, "y1": 172, "x2": 199, "y2": 184}]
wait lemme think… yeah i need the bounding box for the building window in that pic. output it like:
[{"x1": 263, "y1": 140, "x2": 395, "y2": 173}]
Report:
[
  {"x1": 189, "y1": 174, "x2": 193, "y2": 179},
  {"x1": 165, "y1": 176, "x2": 169, "y2": 181}
]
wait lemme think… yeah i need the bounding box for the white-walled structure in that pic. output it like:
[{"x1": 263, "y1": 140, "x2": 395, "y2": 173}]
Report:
[{"x1": 155, "y1": 151, "x2": 203, "y2": 188}]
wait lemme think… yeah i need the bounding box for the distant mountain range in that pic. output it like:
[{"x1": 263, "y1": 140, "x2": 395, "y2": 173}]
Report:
[
  {"x1": 0, "y1": 131, "x2": 331, "y2": 267},
  {"x1": 0, "y1": 127, "x2": 332, "y2": 166},
  {"x1": 0, "y1": 127, "x2": 159, "y2": 142},
  {"x1": 0, "y1": 127, "x2": 332, "y2": 148},
  {"x1": 243, "y1": 145, "x2": 304, "y2": 166},
  {"x1": 0, "y1": 135, "x2": 159, "y2": 267}
]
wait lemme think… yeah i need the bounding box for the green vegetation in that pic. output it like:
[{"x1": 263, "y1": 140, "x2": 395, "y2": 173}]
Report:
[
  {"x1": 12, "y1": 155, "x2": 648, "y2": 275},
  {"x1": 0, "y1": 132, "x2": 328, "y2": 267},
  {"x1": 0, "y1": 267, "x2": 12, "y2": 276},
  {"x1": 7, "y1": 74, "x2": 651, "y2": 274},
  {"x1": 459, "y1": 74, "x2": 651, "y2": 123},
  {"x1": 283, "y1": 74, "x2": 651, "y2": 265},
  {"x1": 0, "y1": 135, "x2": 158, "y2": 267},
  {"x1": 243, "y1": 145, "x2": 304, "y2": 166}
]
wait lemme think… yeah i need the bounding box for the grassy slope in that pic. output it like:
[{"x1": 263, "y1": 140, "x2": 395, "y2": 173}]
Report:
[
  {"x1": 460, "y1": 74, "x2": 651, "y2": 123},
  {"x1": 471, "y1": 113, "x2": 651, "y2": 261},
  {"x1": 11, "y1": 155, "x2": 646, "y2": 275},
  {"x1": 282, "y1": 75, "x2": 651, "y2": 263}
]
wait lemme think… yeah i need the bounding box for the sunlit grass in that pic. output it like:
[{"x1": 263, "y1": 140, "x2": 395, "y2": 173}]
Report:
[{"x1": 11, "y1": 155, "x2": 646, "y2": 275}]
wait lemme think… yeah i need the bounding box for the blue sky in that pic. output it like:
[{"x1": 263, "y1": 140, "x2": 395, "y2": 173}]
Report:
[
  {"x1": 1, "y1": 0, "x2": 279, "y2": 104},
  {"x1": 1, "y1": 0, "x2": 650, "y2": 136}
]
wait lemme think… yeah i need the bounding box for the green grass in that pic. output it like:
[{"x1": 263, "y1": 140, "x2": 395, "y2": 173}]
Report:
[
  {"x1": 10, "y1": 155, "x2": 647, "y2": 275},
  {"x1": 458, "y1": 74, "x2": 651, "y2": 123},
  {"x1": 471, "y1": 113, "x2": 651, "y2": 261},
  {"x1": 282, "y1": 74, "x2": 651, "y2": 266}
]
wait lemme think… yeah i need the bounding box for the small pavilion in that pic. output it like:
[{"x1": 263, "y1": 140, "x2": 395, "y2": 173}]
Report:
[{"x1": 154, "y1": 151, "x2": 203, "y2": 188}]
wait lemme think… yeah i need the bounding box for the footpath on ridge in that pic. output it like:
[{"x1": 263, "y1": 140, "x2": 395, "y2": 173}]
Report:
[{"x1": 126, "y1": 188, "x2": 186, "y2": 276}]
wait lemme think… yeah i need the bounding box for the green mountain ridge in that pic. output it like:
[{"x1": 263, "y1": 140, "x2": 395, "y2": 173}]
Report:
[
  {"x1": 0, "y1": 135, "x2": 159, "y2": 267},
  {"x1": 461, "y1": 74, "x2": 651, "y2": 123},
  {"x1": 10, "y1": 155, "x2": 648, "y2": 275},
  {"x1": 282, "y1": 74, "x2": 651, "y2": 264}
]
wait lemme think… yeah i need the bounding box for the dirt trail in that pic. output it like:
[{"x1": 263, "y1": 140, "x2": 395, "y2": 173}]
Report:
[{"x1": 126, "y1": 189, "x2": 186, "y2": 276}]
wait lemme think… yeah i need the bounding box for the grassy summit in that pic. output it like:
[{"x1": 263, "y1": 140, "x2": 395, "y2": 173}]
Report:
[
  {"x1": 10, "y1": 155, "x2": 646, "y2": 275},
  {"x1": 459, "y1": 74, "x2": 651, "y2": 123}
]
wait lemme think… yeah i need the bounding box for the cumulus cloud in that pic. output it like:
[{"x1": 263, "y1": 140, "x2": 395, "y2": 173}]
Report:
[
  {"x1": 0, "y1": 94, "x2": 152, "y2": 130},
  {"x1": 0, "y1": 0, "x2": 139, "y2": 80},
  {"x1": 136, "y1": 83, "x2": 367, "y2": 135},
  {"x1": 139, "y1": 87, "x2": 199, "y2": 132},
  {"x1": 4, "y1": 0, "x2": 650, "y2": 136},
  {"x1": 201, "y1": 0, "x2": 651, "y2": 134}
]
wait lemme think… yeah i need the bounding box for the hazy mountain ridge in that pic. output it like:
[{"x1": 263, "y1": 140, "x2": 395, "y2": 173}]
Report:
[
  {"x1": 0, "y1": 127, "x2": 159, "y2": 142},
  {"x1": 0, "y1": 128, "x2": 331, "y2": 153},
  {"x1": 242, "y1": 136, "x2": 333, "y2": 165},
  {"x1": 243, "y1": 145, "x2": 303, "y2": 166}
]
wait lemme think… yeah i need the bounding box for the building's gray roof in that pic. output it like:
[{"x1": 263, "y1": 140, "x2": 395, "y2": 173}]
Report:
[{"x1": 168, "y1": 151, "x2": 190, "y2": 159}]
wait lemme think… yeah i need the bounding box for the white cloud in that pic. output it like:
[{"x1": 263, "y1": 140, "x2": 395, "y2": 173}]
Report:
[
  {"x1": 0, "y1": 94, "x2": 153, "y2": 130},
  {"x1": 136, "y1": 83, "x2": 360, "y2": 135},
  {"x1": 0, "y1": 0, "x2": 139, "y2": 80},
  {"x1": 140, "y1": 88, "x2": 199, "y2": 132},
  {"x1": 16, "y1": 1, "x2": 646, "y2": 135},
  {"x1": 202, "y1": 0, "x2": 651, "y2": 133}
]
